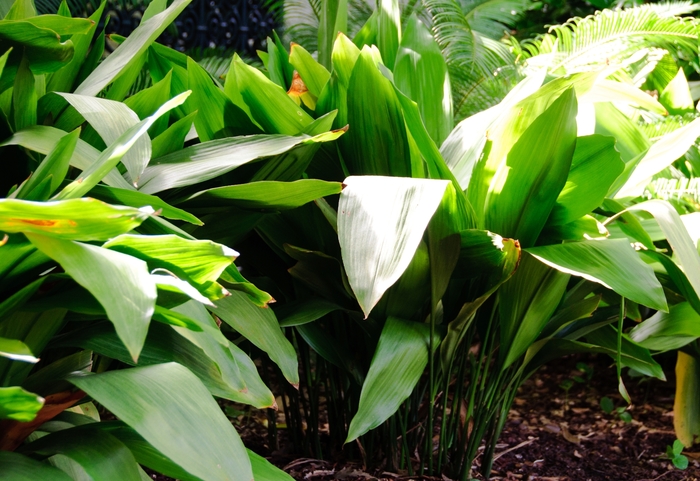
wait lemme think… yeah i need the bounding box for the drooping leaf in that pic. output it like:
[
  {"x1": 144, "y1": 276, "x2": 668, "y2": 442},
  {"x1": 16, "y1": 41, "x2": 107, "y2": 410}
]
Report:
[
  {"x1": 338, "y1": 176, "x2": 449, "y2": 317},
  {"x1": 630, "y1": 302, "x2": 700, "y2": 351},
  {"x1": 526, "y1": 239, "x2": 667, "y2": 311},
  {"x1": 0, "y1": 336, "x2": 37, "y2": 362},
  {"x1": 674, "y1": 351, "x2": 700, "y2": 447},
  {"x1": 346, "y1": 317, "x2": 430, "y2": 442},
  {"x1": 26, "y1": 234, "x2": 157, "y2": 361},
  {"x1": 248, "y1": 449, "x2": 295, "y2": 481},
  {"x1": 0, "y1": 451, "x2": 72, "y2": 481},
  {"x1": 69, "y1": 363, "x2": 254, "y2": 481},
  {"x1": 210, "y1": 291, "x2": 299, "y2": 386}
]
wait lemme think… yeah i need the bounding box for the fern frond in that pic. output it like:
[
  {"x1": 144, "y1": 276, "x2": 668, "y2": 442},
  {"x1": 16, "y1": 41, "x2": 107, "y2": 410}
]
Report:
[
  {"x1": 461, "y1": 0, "x2": 534, "y2": 39},
  {"x1": 426, "y1": 0, "x2": 516, "y2": 79},
  {"x1": 639, "y1": 112, "x2": 700, "y2": 140},
  {"x1": 640, "y1": 1, "x2": 700, "y2": 19},
  {"x1": 521, "y1": 4, "x2": 700, "y2": 74}
]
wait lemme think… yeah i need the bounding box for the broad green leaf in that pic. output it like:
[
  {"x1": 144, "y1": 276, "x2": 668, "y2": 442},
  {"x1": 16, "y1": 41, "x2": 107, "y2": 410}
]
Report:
[
  {"x1": 331, "y1": 32, "x2": 360, "y2": 88},
  {"x1": 0, "y1": 451, "x2": 72, "y2": 481},
  {"x1": 485, "y1": 88, "x2": 578, "y2": 247},
  {"x1": 318, "y1": 0, "x2": 347, "y2": 69},
  {"x1": 394, "y1": 14, "x2": 451, "y2": 146},
  {"x1": 16, "y1": 128, "x2": 79, "y2": 200},
  {"x1": 441, "y1": 70, "x2": 546, "y2": 190},
  {"x1": 47, "y1": 2, "x2": 106, "y2": 93},
  {"x1": 4, "y1": 0, "x2": 35, "y2": 19},
  {"x1": 56, "y1": 91, "x2": 190, "y2": 199},
  {"x1": 626, "y1": 200, "x2": 700, "y2": 298},
  {"x1": 674, "y1": 351, "x2": 700, "y2": 447},
  {"x1": 210, "y1": 291, "x2": 299, "y2": 386},
  {"x1": 185, "y1": 57, "x2": 258, "y2": 141},
  {"x1": 527, "y1": 239, "x2": 667, "y2": 311},
  {"x1": 0, "y1": 386, "x2": 43, "y2": 421},
  {"x1": 0, "y1": 198, "x2": 152, "y2": 241},
  {"x1": 376, "y1": 0, "x2": 400, "y2": 69},
  {"x1": 88, "y1": 185, "x2": 202, "y2": 225},
  {"x1": 0, "y1": 336, "x2": 37, "y2": 362},
  {"x1": 233, "y1": 55, "x2": 313, "y2": 135},
  {"x1": 56, "y1": 93, "x2": 150, "y2": 185},
  {"x1": 289, "y1": 42, "x2": 331, "y2": 97},
  {"x1": 615, "y1": 116, "x2": 700, "y2": 198},
  {"x1": 69, "y1": 363, "x2": 253, "y2": 481},
  {"x1": 594, "y1": 102, "x2": 649, "y2": 162},
  {"x1": 17, "y1": 16, "x2": 94, "y2": 35},
  {"x1": 27, "y1": 234, "x2": 156, "y2": 361},
  {"x1": 22, "y1": 428, "x2": 141, "y2": 481},
  {"x1": 75, "y1": 0, "x2": 191, "y2": 96},
  {"x1": 345, "y1": 47, "x2": 411, "y2": 177},
  {"x1": 123, "y1": 70, "x2": 172, "y2": 137},
  {"x1": 0, "y1": 21, "x2": 75, "y2": 77},
  {"x1": 660, "y1": 68, "x2": 694, "y2": 115},
  {"x1": 346, "y1": 317, "x2": 430, "y2": 442},
  {"x1": 499, "y1": 253, "x2": 570, "y2": 368},
  {"x1": 137, "y1": 131, "x2": 343, "y2": 194},
  {"x1": 276, "y1": 298, "x2": 342, "y2": 327},
  {"x1": 548, "y1": 134, "x2": 624, "y2": 226},
  {"x1": 181, "y1": 179, "x2": 343, "y2": 210},
  {"x1": 248, "y1": 449, "x2": 295, "y2": 481},
  {"x1": 103, "y1": 234, "x2": 237, "y2": 287},
  {"x1": 581, "y1": 79, "x2": 666, "y2": 114},
  {"x1": 338, "y1": 176, "x2": 449, "y2": 317},
  {"x1": 630, "y1": 302, "x2": 700, "y2": 351},
  {"x1": 585, "y1": 325, "x2": 665, "y2": 379},
  {"x1": 151, "y1": 111, "x2": 197, "y2": 158},
  {"x1": 106, "y1": 425, "x2": 203, "y2": 481},
  {"x1": 0, "y1": 125, "x2": 132, "y2": 190},
  {"x1": 13, "y1": 54, "x2": 36, "y2": 131}
]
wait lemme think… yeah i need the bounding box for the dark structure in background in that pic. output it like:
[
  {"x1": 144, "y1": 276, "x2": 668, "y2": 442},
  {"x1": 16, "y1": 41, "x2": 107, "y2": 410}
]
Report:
[{"x1": 40, "y1": 0, "x2": 279, "y2": 54}]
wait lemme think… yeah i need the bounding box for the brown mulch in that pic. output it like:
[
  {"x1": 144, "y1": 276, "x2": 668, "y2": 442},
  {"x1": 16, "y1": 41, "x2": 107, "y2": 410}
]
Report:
[{"x1": 146, "y1": 353, "x2": 700, "y2": 481}]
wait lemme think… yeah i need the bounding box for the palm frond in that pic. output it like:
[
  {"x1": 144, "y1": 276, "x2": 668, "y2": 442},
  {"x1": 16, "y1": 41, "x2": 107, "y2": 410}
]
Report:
[
  {"x1": 639, "y1": 112, "x2": 700, "y2": 140},
  {"x1": 282, "y1": 0, "x2": 321, "y2": 51},
  {"x1": 640, "y1": 1, "x2": 700, "y2": 19},
  {"x1": 425, "y1": 0, "x2": 516, "y2": 79},
  {"x1": 520, "y1": 4, "x2": 700, "y2": 74}
]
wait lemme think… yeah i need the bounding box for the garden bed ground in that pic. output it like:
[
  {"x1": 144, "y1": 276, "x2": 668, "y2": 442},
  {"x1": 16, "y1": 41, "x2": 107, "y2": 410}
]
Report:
[{"x1": 150, "y1": 353, "x2": 700, "y2": 481}]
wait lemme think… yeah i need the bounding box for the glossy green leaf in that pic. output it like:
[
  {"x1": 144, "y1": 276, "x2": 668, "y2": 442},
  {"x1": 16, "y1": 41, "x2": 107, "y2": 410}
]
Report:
[
  {"x1": 594, "y1": 102, "x2": 649, "y2": 162},
  {"x1": 56, "y1": 92, "x2": 190, "y2": 199},
  {"x1": 88, "y1": 184, "x2": 202, "y2": 225},
  {"x1": 13, "y1": 54, "x2": 36, "y2": 131},
  {"x1": 27, "y1": 234, "x2": 156, "y2": 361},
  {"x1": 338, "y1": 175, "x2": 449, "y2": 317},
  {"x1": 123, "y1": 70, "x2": 172, "y2": 137},
  {"x1": 289, "y1": 42, "x2": 330, "y2": 97},
  {"x1": 500, "y1": 253, "x2": 570, "y2": 368},
  {"x1": 138, "y1": 130, "x2": 343, "y2": 194},
  {"x1": 104, "y1": 234, "x2": 236, "y2": 286},
  {"x1": 548, "y1": 134, "x2": 624, "y2": 226},
  {"x1": 248, "y1": 449, "x2": 295, "y2": 481},
  {"x1": 346, "y1": 317, "x2": 430, "y2": 442},
  {"x1": 210, "y1": 291, "x2": 299, "y2": 386},
  {"x1": 0, "y1": 125, "x2": 132, "y2": 190},
  {"x1": 22, "y1": 427, "x2": 142, "y2": 481},
  {"x1": 485, "y1": 88, "x2": 577, "y2": 247},
  {"x1": 0, "y1": 451, "x2": 72, "y2": 481},
  {"x1": 630, "y1": 302, "x2": 700, "y2": 351},
  {"x1": 582, "y1": 79, "x2": 666, "y2": 114},
  {"x1": 16, "y1": 128, "x2": 79, "y2": 200},
  {"x1": 318, "y1": 0, "x2": 347, "y2": 69},
  {"x1": 585, "y1": 326, "x2": 665, "y2": 379},
  {"x1": 674, "y1": 351, "x2": 700, "y2": 447},
  {"x1": 181, "y1": 179, "x2": 343, "y2": 210},
  {"x1": 0, "y1": 336, "x2": 37, "y2": 362},
  {"x1": 626, "y1": 200, "x2": 700, "y2": 299},
  {"x1": 276, "y1": 298, "x2": 342, "y2": 327},
  {"x1": 376, "y1": 0, "x2": 400, "y2": 69},
  {"x1": 344, "y1": 47, "x2": 411, "y2": 177},
  {"x1": 0, "y1": 386, "x2": 43, "y2": 421},
  {"x1": 660, "y1": 67, "x2": 694, "y2": 115},
  {"x1": 233, "y1": 55, "x2": 313, "y2": 135},
  {"x1": 69, "y1": 363, "x2": 253, "y2": 481},
  {"x1": 615, "y1": 117, "x2": 700, "y2": 198},
  {"x1": 394, "y1": 14, "x2": 451, "y2": 146},
  {"x1": 151, "y1": 111, "x2": 197, "y2": 159},
  {"x1": 75, "y1": 0, "x2": 191, "y2": 96},
  {"x1": 0, "y1": 21, "x2": 74, "y2": 77},
  {"x1": 56, "y1": 93, "x2": 151, "y2": 185},
  {"x1": 0, "y1": 198, "x2": 152, "y2": 241},
  {"x1": 542, "y1": 215, "x2": 609, "y2": 242},
  {"x1": 527, "y1": 239, "x2": 667, "y2": 311}
]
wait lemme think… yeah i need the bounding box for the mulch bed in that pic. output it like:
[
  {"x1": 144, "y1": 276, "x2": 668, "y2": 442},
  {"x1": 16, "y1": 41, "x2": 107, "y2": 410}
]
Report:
[{"x1": 147, "y1": 353, "x2": 700, "y2": 481}]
